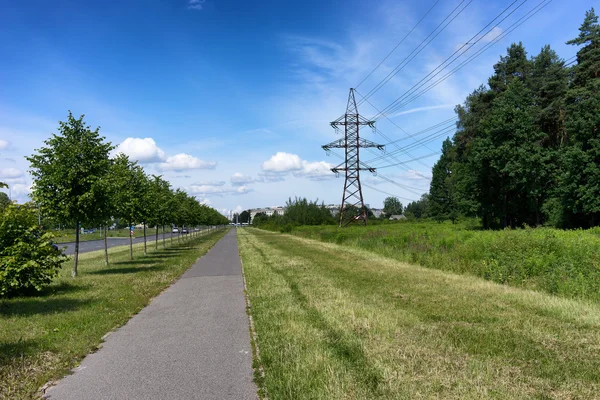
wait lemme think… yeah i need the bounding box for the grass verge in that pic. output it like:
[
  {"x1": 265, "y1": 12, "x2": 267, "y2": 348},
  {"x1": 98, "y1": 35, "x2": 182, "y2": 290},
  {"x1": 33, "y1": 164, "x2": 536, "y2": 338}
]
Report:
[
  {"x1": 0, "y1": 228, "x2": 228, "y2": 399},
  {"x1": 238, "y1": 228, "x2": 600, "y2": 399}
]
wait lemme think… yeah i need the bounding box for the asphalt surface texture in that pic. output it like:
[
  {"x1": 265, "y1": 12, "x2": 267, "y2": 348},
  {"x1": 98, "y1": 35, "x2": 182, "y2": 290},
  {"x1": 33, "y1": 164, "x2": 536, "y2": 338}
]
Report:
[
  {"x1": 59, "y1": 231, "x2": 201, "y2": 255},
  {"x1": 45, "y1": 229, "x2": 258, "y2": 400}
]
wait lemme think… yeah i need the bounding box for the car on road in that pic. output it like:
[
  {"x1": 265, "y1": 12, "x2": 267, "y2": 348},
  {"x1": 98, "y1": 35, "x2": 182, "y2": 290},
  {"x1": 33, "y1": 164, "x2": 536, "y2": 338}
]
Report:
[
  {"x1": 181, "y1": 228, "x2": 189, "y2": 234},
  {"x1": 172, "y1": 227, "x2": 179, "y2": 233}
]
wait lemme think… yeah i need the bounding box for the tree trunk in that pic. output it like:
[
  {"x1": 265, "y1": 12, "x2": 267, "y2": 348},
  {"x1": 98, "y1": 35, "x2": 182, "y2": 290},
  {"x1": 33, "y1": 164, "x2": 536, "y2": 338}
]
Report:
[
  {"x1": 163, "y1": 225, "x2": 166, "y2": 248},
  {"x1": 178, "y1": 227, "x2": 180, "y2": 243},
  {"x1": 170, "y1": 226, "x2": 173, "y2": 245},
  {"x1": 143, "y1": 222, "x2": 147, "y2": 256},
  {"x1": 104, "y1": 225, "x2": 109, "y2": 266},
  {"x1": 155, "y1": 225, "x2": 158, "y2": 251},
  {"x1": 73, "y1": 222, "x2": 80, "y2": 277},
  {"x1": 129, "y1": 221, "x2": 133, "y2": 261}
]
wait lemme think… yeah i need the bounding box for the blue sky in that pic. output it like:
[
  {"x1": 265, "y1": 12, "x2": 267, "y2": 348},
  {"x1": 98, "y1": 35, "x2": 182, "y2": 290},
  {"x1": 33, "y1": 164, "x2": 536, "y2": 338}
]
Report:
[{"x1": 0, "y1": 0, "x2": 594, "y2": 216}]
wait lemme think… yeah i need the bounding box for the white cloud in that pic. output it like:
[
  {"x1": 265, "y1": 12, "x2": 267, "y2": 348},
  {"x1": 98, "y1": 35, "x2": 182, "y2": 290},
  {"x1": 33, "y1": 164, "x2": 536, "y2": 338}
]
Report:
[
  {"x1": 188, "y1": 0, "x2": 205, "y2": 10},
  {"x1": 261, "y1": 152, "x2": 334, "y2": 181},
  {"x1": 0, "y1": 139, "x2": 9, "y2": 150},
  {"x1": 262, "y1": 152, "x2": 303, "y2": 173},
  {"x1": 8, "y1": 183, "x2": 32, "y2": 198},
  {"x1": 231, "y1": 172, "x2": 258, "y2": 186},
  {"x1": 293, "y1": 160, "x2": 335, "y2": 181},
  {"x1": 235, "y1": 186, "x2": 252, "y2": 194},
  {"x1": 114, "y1": 137, "x2": 166, "y2": 163},
  {"x1": 0, "y1": 167, "x2": 24, "y2": 179},
  {"x1": 158, "y1": 153, "x2": 217, "y2": 171},
  {"x1": 482, "y1": 26, "x2": 503, "y2": 43}
]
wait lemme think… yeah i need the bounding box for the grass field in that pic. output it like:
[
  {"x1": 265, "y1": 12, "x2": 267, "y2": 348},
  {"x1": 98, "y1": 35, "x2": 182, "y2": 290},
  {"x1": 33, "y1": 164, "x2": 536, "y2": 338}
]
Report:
[
  {"x1": 288, "y1": 221, "x2": 600, "y2": 303},
  {"x1": 0, "y1": 228, "x2": 228, "y2": 400},
  {"x1": 238, "y1": 228, "x2": 600, "y2": 399}
]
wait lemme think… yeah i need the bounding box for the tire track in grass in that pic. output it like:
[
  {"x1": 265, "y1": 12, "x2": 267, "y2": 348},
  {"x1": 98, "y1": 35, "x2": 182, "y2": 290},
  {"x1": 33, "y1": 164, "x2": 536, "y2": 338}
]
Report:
[{"x1": 248, "y1": 240, "x2": 386, "y2": 396}]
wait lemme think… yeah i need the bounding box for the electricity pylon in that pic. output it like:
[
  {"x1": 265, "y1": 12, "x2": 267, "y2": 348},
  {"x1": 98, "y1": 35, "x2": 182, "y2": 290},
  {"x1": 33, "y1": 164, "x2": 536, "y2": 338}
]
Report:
[{"x1": 322, "y1": 88, "x2": 384, "y2": 227}]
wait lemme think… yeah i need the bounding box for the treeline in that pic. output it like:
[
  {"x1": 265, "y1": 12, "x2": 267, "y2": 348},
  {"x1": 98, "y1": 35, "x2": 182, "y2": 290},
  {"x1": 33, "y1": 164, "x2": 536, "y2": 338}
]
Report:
[
  {"x1": 252, "y1": 197, "x2": 335, "y2": 231},
  {"x1": 427, "y1": 9, "x2": 599, "y2": 228},
  {"x1": 20, "y1": 112, "x2": 228, "y2": 279}
]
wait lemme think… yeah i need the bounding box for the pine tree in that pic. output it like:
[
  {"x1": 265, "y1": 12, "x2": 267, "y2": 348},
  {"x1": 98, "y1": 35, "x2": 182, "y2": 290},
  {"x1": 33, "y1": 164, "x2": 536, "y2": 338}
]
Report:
[
  {"x1": 561, "y1": 8, "x2": 600, "y2": 226},
  {"x1": 428, "y1": 138, "x2": 457, "y2": 222}
]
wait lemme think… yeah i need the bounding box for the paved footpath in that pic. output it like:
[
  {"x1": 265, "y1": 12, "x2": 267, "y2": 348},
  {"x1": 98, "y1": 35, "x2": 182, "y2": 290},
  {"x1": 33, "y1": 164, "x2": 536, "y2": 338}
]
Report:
[{"x1": 45, "y1": 229, "x2": 258, "y2": 400}]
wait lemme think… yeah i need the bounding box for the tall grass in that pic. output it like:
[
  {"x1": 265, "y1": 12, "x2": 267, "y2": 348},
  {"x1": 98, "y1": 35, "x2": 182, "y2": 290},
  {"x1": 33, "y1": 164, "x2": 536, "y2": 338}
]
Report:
[{"x1": 289, "y1": 222, "x2": 600, "y2": 302}]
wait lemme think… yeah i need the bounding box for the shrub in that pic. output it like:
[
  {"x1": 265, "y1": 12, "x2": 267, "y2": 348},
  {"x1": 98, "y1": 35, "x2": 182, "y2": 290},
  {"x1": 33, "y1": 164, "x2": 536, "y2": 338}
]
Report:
[
  {"x1": 280, "y1": 224, "x2": 294, "y2": 233},
  {"x1": 0, "y1": 204, "x2": 66, "y2": 297}
]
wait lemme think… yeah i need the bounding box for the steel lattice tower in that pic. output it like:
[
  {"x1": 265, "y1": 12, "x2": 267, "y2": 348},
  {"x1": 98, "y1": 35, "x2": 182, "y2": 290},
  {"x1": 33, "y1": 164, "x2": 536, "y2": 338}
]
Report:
[{"x1": 322, "y1": 88, "x2": 384, "y2": 227}]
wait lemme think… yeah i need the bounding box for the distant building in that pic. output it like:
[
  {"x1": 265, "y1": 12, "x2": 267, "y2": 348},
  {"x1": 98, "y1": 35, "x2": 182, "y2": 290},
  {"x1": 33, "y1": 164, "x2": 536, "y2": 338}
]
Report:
[
  {"x1": 371, "y1": 208, "x2": 384, "y2": 218},
  {"x1": 249, "y1": 204, "x2": 382, "y2": 221},
  {"x1": 249, "y1": 207, "x2": 286, "y2": 220},
  {"x1": 389, "y1": 214, "x2": 407, "y2": 221}
]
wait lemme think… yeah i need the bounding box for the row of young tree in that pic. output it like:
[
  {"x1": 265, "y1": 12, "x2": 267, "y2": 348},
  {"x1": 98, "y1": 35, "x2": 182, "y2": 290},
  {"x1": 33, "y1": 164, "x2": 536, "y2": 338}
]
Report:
[
  {"x1": 26, "y1": 112, "x2": 228, "y2": 278},
  {"x1": 427, "y1": 9, "x2": 600, "y2": 228}
]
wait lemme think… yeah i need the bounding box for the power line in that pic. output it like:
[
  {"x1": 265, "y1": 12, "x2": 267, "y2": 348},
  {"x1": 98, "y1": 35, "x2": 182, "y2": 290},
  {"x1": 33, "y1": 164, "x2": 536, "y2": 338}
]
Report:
[
  {"x1": 327, "y1": 150, "x2": 428, "y2": 197},
  {"x1": 355, "y1": 0, "x2": 442, "y2": 89},
  {"x1": 358, "y1": 0, "x2": 473, "y2": 106},
  {"x1": 380, "y1": 0, "x2": 553, "y2": 116},
  {"x1": 376, "y1": 173, "x2": 428, "y2": 195},
  {"x1": 376, "y1": 151, "x2": 441, "y2": 169},
  {"x1": 362, "y1": 183, "x2": 419, "y2": 202},
  {"x1": 374, "y1": 0, "x2": 528, "y2": 119},
  {"x1": 378, "y1": 117, "x2": 457, "y2": 146},
  {"x1": 365, "y1": 124, "x2": 455, "y2": 166},
  {"x1": 356, "y1": 90, "x2": 451, "y2": 166}
]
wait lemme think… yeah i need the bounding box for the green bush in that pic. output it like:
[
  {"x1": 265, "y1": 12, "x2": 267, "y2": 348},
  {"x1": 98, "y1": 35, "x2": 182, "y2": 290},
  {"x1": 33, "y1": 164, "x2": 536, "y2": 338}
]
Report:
[
  {"x1": 0, "y1": 204, "x2": 66, "y2": 297},
  {"x1": 280, "y1": 224, "x2": 294, "y2": 233}
]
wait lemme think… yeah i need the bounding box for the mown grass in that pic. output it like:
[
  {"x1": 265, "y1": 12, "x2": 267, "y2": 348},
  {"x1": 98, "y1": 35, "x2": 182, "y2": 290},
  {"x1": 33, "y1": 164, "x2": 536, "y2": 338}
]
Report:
[
  {"x1": 288, "y1": 221, "x2": 600, "y2": 303},
  {"x1": 238, "y1": 228, "x2": 600, "y2": 399},
  {"x1": 0, "y1": 228, "x2": 228, "y2": 399}
]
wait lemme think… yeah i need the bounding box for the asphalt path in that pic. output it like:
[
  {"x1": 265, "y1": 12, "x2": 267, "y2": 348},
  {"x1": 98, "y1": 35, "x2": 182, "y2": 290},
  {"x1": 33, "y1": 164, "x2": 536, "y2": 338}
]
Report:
[
  {"x1": 45, "y1": 229, "x2": 258, "y2": 400},
  {"x1": 59, "y1": 231, "x2": 204, "y2": 255}
]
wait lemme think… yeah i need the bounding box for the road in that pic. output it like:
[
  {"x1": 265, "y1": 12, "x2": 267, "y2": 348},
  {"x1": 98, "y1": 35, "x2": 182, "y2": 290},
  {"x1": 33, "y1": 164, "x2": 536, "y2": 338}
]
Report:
[
  {"x1": 45, "y1": 229, "x2": 258, "y2": 400},
  {"x1": 59, "y1": 231, "x2": 208, "y2": 255}
]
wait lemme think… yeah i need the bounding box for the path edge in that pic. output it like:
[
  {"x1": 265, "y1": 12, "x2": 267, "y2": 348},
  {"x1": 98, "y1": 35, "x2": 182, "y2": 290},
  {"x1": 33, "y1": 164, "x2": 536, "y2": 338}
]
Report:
[{"x1": 238, "y1": 229, "x2": 269, "y2": 400}]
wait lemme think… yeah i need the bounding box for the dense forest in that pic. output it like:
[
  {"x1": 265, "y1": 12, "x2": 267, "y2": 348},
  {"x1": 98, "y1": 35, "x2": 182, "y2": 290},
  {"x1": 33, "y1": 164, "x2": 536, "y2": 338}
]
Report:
[{"x1": 425, "y1": 8, "x2": 599, "y2": 228}]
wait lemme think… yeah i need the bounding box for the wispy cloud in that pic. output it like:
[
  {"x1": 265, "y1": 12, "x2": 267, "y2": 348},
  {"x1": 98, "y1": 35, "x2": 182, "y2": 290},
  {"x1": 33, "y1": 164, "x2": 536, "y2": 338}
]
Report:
[
  {"x1": 389, "y1": 104, "x2": 454, "y2": 118},
  {"x1": 187, "y1": 184, "x2": 252, "y2": 197},
  {"x1": 187, "y1": 0, "x2": 206, "y2": 10}
]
